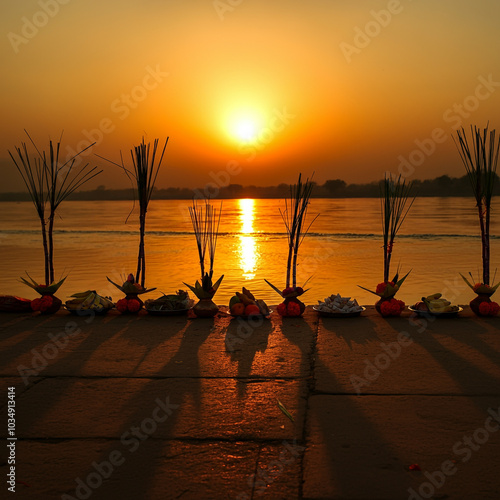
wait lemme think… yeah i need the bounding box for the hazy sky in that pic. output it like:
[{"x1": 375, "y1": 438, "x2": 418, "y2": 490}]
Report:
[{"x1": 2, "y1": 0, "x2": 500, "y2": 191}]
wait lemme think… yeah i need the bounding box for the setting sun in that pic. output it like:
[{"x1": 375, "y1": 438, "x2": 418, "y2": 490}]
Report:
[
  {"x1": 235, "y1": 119, "x2": 257, "y2": 142},
  {"x1": 227, "y1": 110, "x2": 265, "y2": 144}
]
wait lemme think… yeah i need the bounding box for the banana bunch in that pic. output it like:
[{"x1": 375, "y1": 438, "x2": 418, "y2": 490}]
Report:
[
  {"x1": 422, "y1": 293, "x2": 459, "y2": 313},
  {"x1": 65, "y1": 290, "x2": 114, "y2": 313}
]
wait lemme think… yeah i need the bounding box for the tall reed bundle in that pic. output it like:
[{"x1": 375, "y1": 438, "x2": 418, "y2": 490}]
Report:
[
  {"x1": 358, "y1": 174, "x2": 413, "y2": 306},
  {"x1": 98, "y1": 137, "x2": 168, "y2": 288},
  {"x1": 265, "y1": 173, "x2": 318, "y2": 303},
  {"x1": 454, "y1": 125, "x2": 499, "y2": 286},
  {"x1": 184, "y1": 198, "x2": 223, "y2": 299},
  {"x1": 280, "y1": 173, "x2": 318, "y2": 288},
  {"x1": 9, "y1": 131, "x2": 101, "y2": 287},
  {"x1": 380, "y1": 174, "x2": 414, "y2": 283}
]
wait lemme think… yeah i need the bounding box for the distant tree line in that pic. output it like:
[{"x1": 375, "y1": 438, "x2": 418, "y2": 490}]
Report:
[{"x1": 1, "y1": 174, "x2": 498, "y2": 201}]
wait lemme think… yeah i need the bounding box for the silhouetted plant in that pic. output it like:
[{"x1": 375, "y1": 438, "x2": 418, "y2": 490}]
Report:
[{"x1": 9, "y1": 131, "x2": 101, "y2": 288}]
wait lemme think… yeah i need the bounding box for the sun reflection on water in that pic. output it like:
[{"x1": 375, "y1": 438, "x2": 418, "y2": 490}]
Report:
[{"x1": 238, "y1": 199, "x2": 258, "y2": 279}]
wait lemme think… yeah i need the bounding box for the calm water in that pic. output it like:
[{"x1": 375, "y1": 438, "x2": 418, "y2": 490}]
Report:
[{"x1": 0, "y1": 198, "x2": 498, "y2": 305}]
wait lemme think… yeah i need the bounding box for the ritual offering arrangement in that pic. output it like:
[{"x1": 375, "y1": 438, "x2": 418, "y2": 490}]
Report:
[
  {"x1": 266, "y1": 173, "x2": 318, "y2": 317},
  {"x1": 145, "y1": 290, "x2": 194, "y2": 315},
  {"x1": 10, "y1": 132, "x2": 101, "y2": 315},
  {"x1": 107, "y1": 273, "x2": 155, "y2": 314},
  {"x1": 454, "y1": 125, "x2": 499, "y2": 317},
  {"x1": 409, "y1": 293, "x2": 462, "y2": 317},
  {"x1": 314, "y1": 294, "x2": 365, "y2": 317},
  {"x1": 185, "y1": 198, "x2": 224, "y2": 318},
  {"x1": 65, "y1": 290, "x2": 114, "y2": 315},
  {"x1": 228, "y1": 287, "x2": 270, "y2": 318},
  {"x1": 359, "y1": 174, "x2": 414, "y2": 317}
]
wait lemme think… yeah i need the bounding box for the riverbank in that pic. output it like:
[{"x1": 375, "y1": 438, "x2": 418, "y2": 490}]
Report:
[{"x1": 0, "y1": 306, "x2": 499, "y2": 499}]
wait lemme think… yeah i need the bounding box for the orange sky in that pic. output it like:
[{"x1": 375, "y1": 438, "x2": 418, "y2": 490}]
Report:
[{"x1": 1, "y1": 0, "x2": 500, "y2": 191}]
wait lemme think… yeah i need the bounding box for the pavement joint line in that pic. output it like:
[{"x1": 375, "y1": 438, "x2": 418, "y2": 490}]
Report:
[
  {"x1": 298, "y1": 312, "x2": 320, "y2": 500},
  {"x1": 249, "y1": 443, "x2": 264, "y2": 500}
]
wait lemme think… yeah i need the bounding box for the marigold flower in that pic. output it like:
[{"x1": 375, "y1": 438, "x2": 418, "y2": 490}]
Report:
[
  {"x1": 31, "y1": 298, "x2": 42, "y2": 311},
  {"x1": 277, "y1": 302, "x2": 287, "y2": 316},
  {"x1": 478, "y1": 301, "x2": 491, "y2": 316},
  {"x1": 380, "y1": 298, "x2": 403, "y2": 317},
  {"x1": 40, "y1": 295, "x2": 53, "y2": 305},
  {"x1": 127, "y1": 299, "x2": 141, "y2": 313},
  {"x1": 490, "y1": 302, "x2": 500, "y2": 316},
  {"x1": 376, "y1": 281, "x2": 395, "y2": 295},
  {"x1": 287, "y1": 301, "x2": 302, "y2": 316},
  {"x1": 116, "y1": 298, "x2": 128, "y2": 313}
]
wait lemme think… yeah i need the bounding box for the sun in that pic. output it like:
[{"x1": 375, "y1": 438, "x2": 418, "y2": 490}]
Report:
[
  {"x1": 235, "y1": 119, "x2": 257, "y2": 142},
  {"x1": 227, "y1": 111, "x2": 264, "y2": 143}
]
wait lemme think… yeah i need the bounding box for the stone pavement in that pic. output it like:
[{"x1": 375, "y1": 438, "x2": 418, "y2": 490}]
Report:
[{"x1": 0, "y1": 306, "x2": 499, "y2": 499}]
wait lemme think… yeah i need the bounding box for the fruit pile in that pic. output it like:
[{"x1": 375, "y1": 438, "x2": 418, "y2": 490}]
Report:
[
  {"x1": 229, "y1": 288, "x2": 270, "y2": 317},
  {"x1": 65, "y1": 291, "x2": 114, "y2": 314},
  {"x1": 145, "y1": 290, "x2": 194, "y2": 312},
  {"x1": 413, "y1": 293, "x2": 460, "y2": 314},
  {"x1": 316, "y1": 294, "x2": 363, "y2": 314},
  {"x1": 0, "y1": 295, "x2": 32, "y2": 313}
]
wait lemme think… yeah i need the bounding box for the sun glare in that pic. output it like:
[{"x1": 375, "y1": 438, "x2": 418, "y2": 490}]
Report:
[
  {"x1": 235, "y1": 120, "x2": 257, "y2": 141},
  {"x1": 227, "y1": 111, "x2": 264, "y2": 143},
  {"x1": 238, "y1": 199, "x2": 258, "y2": 279}
]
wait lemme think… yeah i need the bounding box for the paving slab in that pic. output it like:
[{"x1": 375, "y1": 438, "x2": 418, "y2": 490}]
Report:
[
  {"x1": 0, "y1": 440, "x2": 266, "y2": 500},
  {"x1": 1, "y1": 306, "x2": 499, "y2": 499},
  {"x1": 315, "y1": 307, "x2": 500, "y2": 395},
  {"x1": 0, "y1": 309, "x2": 317, "y2": 379},
  {"x1": 0, "y1": 377, "x2": 306, "y2": 441},
  {"x1": 303, "y1": 395, "x2": 500, "y2": 500}
]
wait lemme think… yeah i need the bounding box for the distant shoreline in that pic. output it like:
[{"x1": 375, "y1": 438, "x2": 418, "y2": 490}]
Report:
[{"x1": 0, "y1": 174, "x2": 498, "y2": 201}]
